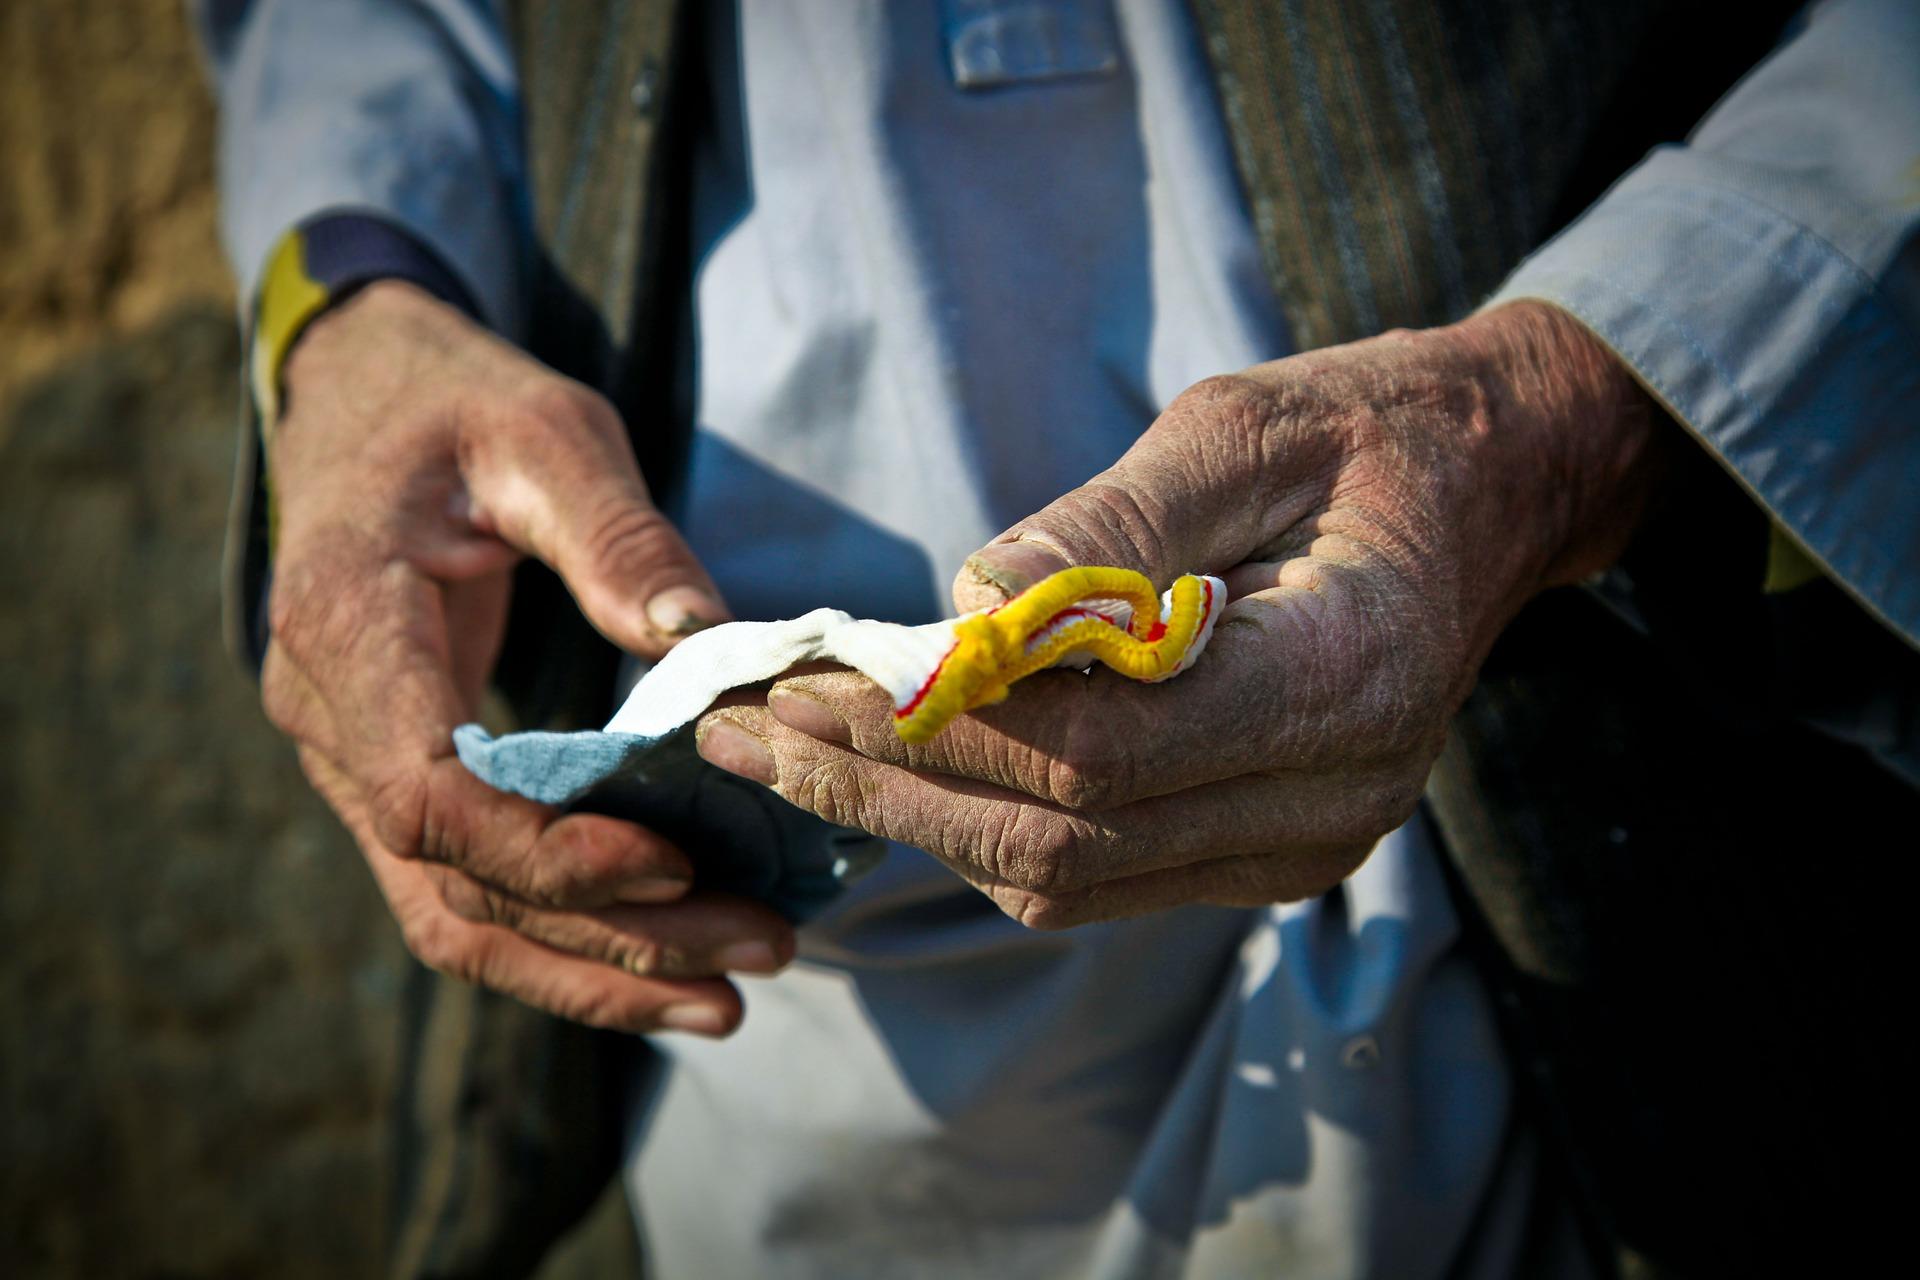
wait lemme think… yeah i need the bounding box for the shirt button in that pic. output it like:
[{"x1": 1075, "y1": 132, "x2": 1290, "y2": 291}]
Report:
[
  {"x1": 1341, "y1": 1035, "x2": 1381, "y2": 1071},
  {"x1": 630, "y1": 61, "x2": 660, "y2": 117}
]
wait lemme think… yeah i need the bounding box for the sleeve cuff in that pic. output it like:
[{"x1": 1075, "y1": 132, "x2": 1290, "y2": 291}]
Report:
[
  {"x1": 248, "y1": 209, "x2": 482, "y2": 437},
  {"x1": 1484, "y1": 149, "x2": 1920, "y2": 650}
]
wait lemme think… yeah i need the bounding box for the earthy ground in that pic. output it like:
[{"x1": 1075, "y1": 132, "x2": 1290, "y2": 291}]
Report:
[{"x1": 0, "y1": 4, "x2": 631, "y2": 1275}]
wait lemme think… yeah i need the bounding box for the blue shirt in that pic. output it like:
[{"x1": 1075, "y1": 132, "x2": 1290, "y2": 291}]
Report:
[{"x1": 195, "y1": 0, "x2": 1920, "y2": 1274}]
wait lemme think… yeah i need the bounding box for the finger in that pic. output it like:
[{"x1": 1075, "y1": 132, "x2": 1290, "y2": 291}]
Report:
[
  {"x1": 973, "y1": 839, "x2": 1378, "y2": 931},
  {"x1": 952, "y1": 373, "x2": 1342, "y2": 611},
  {"x1": 317, "y1": 752, "x2": 786, "y2": 980},
  {"x1": 696, "y1": 707, "x2": 1417, "y2": 897},
  {"x1": 305, "y1": 749, "x2": 744, "y2": 1035},
  {"x1": 421, "y1": 873, "x2": 796, "y2": 979},
  {"x1": 270, "y1": 528, "x2": 474, "y2": 775},
  {"x1": 274, "y1": 538, "x2": 682, "y2": 904},
  {"x1": 765, "y1": 587, "x2": 1402, "y2": 808},
  {"x1": 413, "y1": 755, "x2": 702, "y2": 906},
  {"x1": 374, "y1": 848, "x2": 748, "y2": 1036},
  {"x1": 461, "y1": 386, "x2": 729, "y2": 657},
  {"x1": 300, "y1": 728, "x2": 692, "y2": 911}
]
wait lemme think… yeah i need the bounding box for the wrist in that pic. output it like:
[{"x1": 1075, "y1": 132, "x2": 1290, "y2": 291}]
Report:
[
  {"x1": 1448, "y1": 300, "x2": 1671, "y2": 594},
  {"x1": 251, "y1": 213, "x2": 483, "y2": 433}
]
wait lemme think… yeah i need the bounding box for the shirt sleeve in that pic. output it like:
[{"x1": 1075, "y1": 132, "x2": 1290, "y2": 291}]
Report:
[
  {"x1": 190, "y1": 0, "x2": 529, "y2": 670},
  {"x1": 1486, "y1": 0, "x2": 1920, "y2": 652},
  {"x1": 189, "y1": 0, "x2": 528, "y2": 341}
]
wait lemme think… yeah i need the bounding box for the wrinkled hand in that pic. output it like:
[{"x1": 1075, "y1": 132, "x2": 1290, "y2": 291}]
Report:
[
  {"x1": 696, "y1": 302, "x2": 1667, "y2": 927},
  {"x1": 264, "y1": 280, "x2": 792, "y2": 1034}
]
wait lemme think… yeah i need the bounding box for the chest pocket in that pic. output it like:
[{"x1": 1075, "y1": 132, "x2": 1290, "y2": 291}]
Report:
[{"x1": 941, "y1": 0, "x2": 1121, "y2": 89}]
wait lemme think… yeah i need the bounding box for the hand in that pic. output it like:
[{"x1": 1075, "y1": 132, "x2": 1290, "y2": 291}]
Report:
[
  {"x1": 263, "y1": 280, "x2": 793, "y2": 1034},
  {"x1": 695, "y1": 302, "x2": 1668, "y2": 927}
]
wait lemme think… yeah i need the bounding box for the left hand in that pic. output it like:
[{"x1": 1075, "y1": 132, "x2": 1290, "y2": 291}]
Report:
[{"x1": 695, "y1": 302, "x2": 1670, "y2": 928}]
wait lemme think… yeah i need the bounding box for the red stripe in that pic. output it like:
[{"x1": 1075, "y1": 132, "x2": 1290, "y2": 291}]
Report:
[{"x1": 894, "y1": 645, "x2": 955, "y2": 720}]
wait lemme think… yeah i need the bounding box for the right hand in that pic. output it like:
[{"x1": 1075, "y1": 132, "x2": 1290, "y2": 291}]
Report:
[{"x1": 263, "y1": 280, "x2": 793, "y2": 1036}]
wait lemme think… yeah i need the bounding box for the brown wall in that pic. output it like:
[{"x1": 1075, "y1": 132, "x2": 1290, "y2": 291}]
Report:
[
  {"x1": 0, "y1": 4, "x2": 630, "y2": 1276},
  {"x1": 0, "y1": 1, "x2": 232, "y2": 414}
]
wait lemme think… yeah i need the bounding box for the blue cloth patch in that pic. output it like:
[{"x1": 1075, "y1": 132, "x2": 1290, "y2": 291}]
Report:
[{"x1": 454, "y1": 724, "x2": 885, "y2": 922}]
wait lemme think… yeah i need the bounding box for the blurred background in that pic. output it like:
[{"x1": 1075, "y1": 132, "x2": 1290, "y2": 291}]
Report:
[{"x1": 0, "y1": 4, "x2": 626, "y2": 1275}]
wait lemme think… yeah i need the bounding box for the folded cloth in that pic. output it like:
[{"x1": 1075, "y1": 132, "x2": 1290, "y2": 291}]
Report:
[{"x1": 455, "y1": 567, "x2": 1226, "y2": 917}]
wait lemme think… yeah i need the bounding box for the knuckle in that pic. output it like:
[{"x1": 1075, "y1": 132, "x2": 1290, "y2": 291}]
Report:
[
  {"x1": 1174, "y1": 372, "x2": 1265, "y2": 415},
  {"x1": 619, "y1": 937, "x2": 667, "y2": 977},
  {"x1": 260, "y1": 672, "x2": 305, "y2": 739},
  {"x1": 398, "y1": 912, "x2": 463, "y2": 975},
  {"x1": 985, "y1": 806, "x2": 1089, "y2": 894},
  {"x1": 265, "y1": 565, "x2": 322, "y2": 657},
  {"x1": 786, "y1": 755, "x2": 864, "y2": 829},
  {"x1": 514, "y1": 378, "x2": 619, "y2": 438},
  {"x1": 1172, "y1": 372, "x2": 1278, "y2": 439},
  {"x1": 436, "y1": 874, "x2": 518, "y2": 930},
  {"x1": 1043, "y1": 752, "x2": 1105, "y2": 813},
  {"x1": 1000, "y1": 887, "x2": 1081, "y2": 932},
  {"x1": 534, "y1": 830, "x2": 625, "y2": 906},
  {"x1": 580, "y1": 494, "x2": 676, "y2": 571},
  {"x1": 1047, "y1": 722, "x2": 1134, "y2": 812},
  {"x1": 366, "y1": 771, "x2": 429, "y2": 858},
  {"x1": 1379, "y1": 769, "x2": 1428, "y2": 826},
  {"x1": 570, "y1": 985, "x2": 640, "y2": 1031},
  {"x1": 1159, "y1": 372, "x2": 1297, "y2": 497}
]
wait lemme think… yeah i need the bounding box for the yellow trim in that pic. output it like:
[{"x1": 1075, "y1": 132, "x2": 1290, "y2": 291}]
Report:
[
  {"x1": 1763, "y1": 521, "x2": 1826, "y2": 594},
  {"x1": 249, "y1": 230, "x2": 331, "y2": 441},
  {"x1": 893, "y1": 567, "x2": 1214, "y2": 743}
]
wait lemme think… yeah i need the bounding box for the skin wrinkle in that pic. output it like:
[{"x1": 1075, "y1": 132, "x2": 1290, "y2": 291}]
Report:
[
  {"x1": 258, "y1": 279, "x2": 792, "y2": 1035},
  {"x1": 740, "y1": 701, "x2": 1398, "y2": 898},
  {"x1": 715, "y1": 302, "x2": 1669, "y2": 929}
]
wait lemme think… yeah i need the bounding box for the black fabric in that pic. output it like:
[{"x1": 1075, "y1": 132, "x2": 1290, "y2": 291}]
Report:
[
  {"x1": 386, "y1": 970, "x2": 640, "y2": 1280},
  {"x1": 1430, "y1": 585, "x2": 1918, "y2": 1275}
]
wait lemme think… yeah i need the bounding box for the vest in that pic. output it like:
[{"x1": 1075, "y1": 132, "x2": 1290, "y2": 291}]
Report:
[{"x1": 394, "y1": 5, "x2": 1908, "y2": 1277}]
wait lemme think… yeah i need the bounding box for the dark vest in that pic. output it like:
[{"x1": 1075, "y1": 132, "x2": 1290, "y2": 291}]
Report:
[{"x1": 389, "y1": 4, "x2": 1908, "y2": 1277}]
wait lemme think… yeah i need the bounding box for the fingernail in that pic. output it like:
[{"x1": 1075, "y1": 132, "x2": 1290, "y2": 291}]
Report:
[
  {"x1": 616, "y1": 875, "x2": 691, "y2": 905},
  {"x1": 645, "y1": 585, "x2": 727, "y2": 638},
  {"x1": 714, "y1": 940, "x2": 782, "y2": 974},
  {"x1": 696, "y1": 719, "x2": 777, "y2": 785},
  {"x1": 767, "y1": 686, "x2": 850, "y2": 744},
  {"x1": 658, "y1": 1004, "x2": 730, "y2": 1036},
  {"x1": 955, "y1": 539, "x2": 1072, "y2": 610}
]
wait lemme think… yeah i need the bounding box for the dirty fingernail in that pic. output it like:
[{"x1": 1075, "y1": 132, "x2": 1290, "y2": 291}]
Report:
[
  {"x1": 658, "y1": 1004, "x2": 730, "y2": 1036},
  {"x1": 697, "y1": 719, "x2": 777, "y2": 785},
  {"x1": 768, "y1": 686, "x2": 850, "y2": 744},
  {"x1": 715, "y1": 940, "x2": 781, "y2": 974},
  {"x1": 645, "y1": 585, "x2": 727, "y2": 637},
  {"x1": 956, "y1": 539, "x2": 1072, "y2": 610}
]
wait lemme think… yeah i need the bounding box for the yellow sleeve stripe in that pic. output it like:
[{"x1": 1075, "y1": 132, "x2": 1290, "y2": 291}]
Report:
[
  {"x1": 248, "y1": 229, "x2": 331, "y2": 443},
  {"x1": 1763, "y1": 521, "x2": 1827, "y2": 595}
]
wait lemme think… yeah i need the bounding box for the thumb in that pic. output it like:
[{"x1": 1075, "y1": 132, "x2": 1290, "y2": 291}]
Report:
[
  {"x1": 468, "y1": 392, "x2": 730, "y2": 658},
  {"x1": 953, "y1": 475, "x2": 1222, "y2": 614},
  {"x1": 954, "y1": 384, "x2": 1303, "y2": 612}
]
